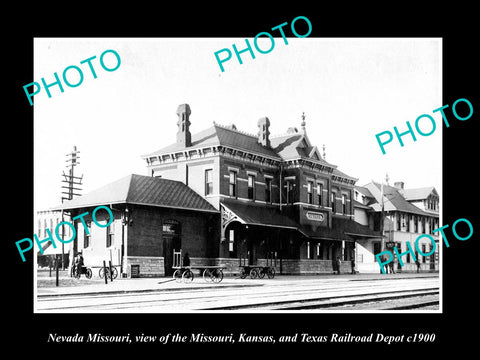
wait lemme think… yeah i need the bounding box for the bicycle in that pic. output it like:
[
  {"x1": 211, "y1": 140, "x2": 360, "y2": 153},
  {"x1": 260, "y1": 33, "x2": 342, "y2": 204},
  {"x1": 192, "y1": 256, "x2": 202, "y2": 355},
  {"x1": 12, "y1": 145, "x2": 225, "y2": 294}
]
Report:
[
  {"x1": 99, "y1": 266, "x2": 118, "y2": 279},
  {"x1": 73, "y1": 265, "x2": 92, "y2": 279}
]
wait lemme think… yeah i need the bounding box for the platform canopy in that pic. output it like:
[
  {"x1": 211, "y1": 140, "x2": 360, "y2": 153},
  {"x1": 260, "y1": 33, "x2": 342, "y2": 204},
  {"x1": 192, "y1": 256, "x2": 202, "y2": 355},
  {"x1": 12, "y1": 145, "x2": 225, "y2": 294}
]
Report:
[{"x1": 220, "y1": 199, "x2": 381, "y2": 242}]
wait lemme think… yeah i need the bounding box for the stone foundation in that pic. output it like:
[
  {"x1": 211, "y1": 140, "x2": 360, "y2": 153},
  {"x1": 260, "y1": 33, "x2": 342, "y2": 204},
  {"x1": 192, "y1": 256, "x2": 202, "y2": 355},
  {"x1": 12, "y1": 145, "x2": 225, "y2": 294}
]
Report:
[
  {"x1": 124, "y1": 256, "x2": 355, "y2": 277},
  {"x1": 125, "y1": 256, "x2": 164, "y2": 277}
]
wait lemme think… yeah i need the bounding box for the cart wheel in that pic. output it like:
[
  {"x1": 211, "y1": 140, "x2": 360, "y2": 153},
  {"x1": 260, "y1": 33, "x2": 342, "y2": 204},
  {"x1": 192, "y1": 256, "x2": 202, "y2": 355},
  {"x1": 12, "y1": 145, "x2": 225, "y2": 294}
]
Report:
[
  {"x1": 74, "y1": 268, "x2": 81, "y2": 279},
  {"x1": 267, "y1": 267, "x2": 276, "y2": 279},
  {"x1": 202, "y1": 269, "x2": 212, "y2": 282},
  {"x1": 85, "y1": 268, "x2": 93, "y2": 279},
  {"x1": 182, "y1": 269, "x2": 194, "y2": 282},
  {"x1": 249, "y1": 268, "x2": 258, "y2": 279},
  {"x1": 212, "y1": 269, "x2": 224, "y2": 283},
  {"x1": 111, "y1": 267, "x2": 118, "y2": 279},
  {"x1": 173, "y1": 269, "x2": 183, "y2": 282},
  {"x1": 258, "y1": 268, "x2": 266, "y2": 279},
  {"x1": 99, "y1": 267, "x2": 106, "y2": 279},
  {"x1": 239, "y1": 268, "x2": 247, "y2": 279}
]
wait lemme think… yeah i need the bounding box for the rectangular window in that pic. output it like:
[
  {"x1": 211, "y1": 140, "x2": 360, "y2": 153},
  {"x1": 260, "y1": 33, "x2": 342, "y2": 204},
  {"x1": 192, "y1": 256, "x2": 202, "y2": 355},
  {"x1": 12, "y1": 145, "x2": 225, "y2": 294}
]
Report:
[
  {"x1": 406, "y1": 214, "x2": 410, "y2": 232},
  {"x1": 205, "y1": 169, "x2": 213, "y2": 195},
  {"x1": 84, "y1": 221, "x2": 91, "y2": 249},
  {"x1": 248, "y1": 174, "x2": 255, "y2": 200},
  {"x1": 286, "y1": 180, "x2": 294, "y2": 204},
  {"x1": 229, "y1": 229, "x2": 235, "y2": 253},
  {"x1": 422, "y1": 244, "x2": 427, "y2": 263},
  {"x1": 317, "y1": 183, "x2": 323, "y2": 206},
  {"x1": 229, "y1": 171, "x2": 237, "y2": 197},
  {"x1": 331, "y1": 191, "x2": 336, "y2": 213},
  {"x1": 342, "y1": 194, "x2": 347, "y2": 214},
  {"x1": 307, "y1": 181, "x2": 313, "y2": 204},
  {"x1": 265, "y1": 177, "x2": 272, "y2": 203},
  {"x1": 397, "y1": 213, "x2": 402, "y2": 231},
  {"x1": 414, "y1": 216, "x2": 418, "y2": 232},
  {"x1": 106, "y1": 222, "x2": 114, "y2": 248}
]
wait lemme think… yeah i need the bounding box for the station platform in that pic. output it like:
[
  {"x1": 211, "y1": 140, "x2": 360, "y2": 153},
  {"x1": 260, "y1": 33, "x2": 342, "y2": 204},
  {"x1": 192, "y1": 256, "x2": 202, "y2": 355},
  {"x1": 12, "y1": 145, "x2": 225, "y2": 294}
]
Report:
[{"x1": 36, "y1": 270, "x2": 439, "y2": 298}]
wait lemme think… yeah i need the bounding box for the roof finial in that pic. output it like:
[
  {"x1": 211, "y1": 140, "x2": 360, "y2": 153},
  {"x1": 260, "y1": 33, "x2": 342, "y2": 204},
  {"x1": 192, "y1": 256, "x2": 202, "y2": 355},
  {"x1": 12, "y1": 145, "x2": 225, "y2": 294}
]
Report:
[
  {"x1": 301, "y1": 112, "x2": 306, "y2": 132},
  {"x1": 385, "y1": 172, "x2": 390, "y2": 185},
  {"x1": 322, "y1": 144, "x2": 326, "y2": 159}
]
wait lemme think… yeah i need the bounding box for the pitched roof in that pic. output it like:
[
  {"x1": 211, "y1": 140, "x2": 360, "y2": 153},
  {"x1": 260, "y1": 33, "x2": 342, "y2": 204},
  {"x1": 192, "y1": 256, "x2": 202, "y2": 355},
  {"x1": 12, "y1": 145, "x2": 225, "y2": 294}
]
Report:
[
  {"x1": 355, "y1": 186, "x2": 375, "y2": 199},
  {"x1": 270, "y1": 131, "x2": 333, "y2": 166},
  {"x1": 143, "y1": 122, "x2": 356, "y2": 182},
  {"x1": 143, "y1": 124, "x2": 280, "y2": 159},
  {"x1": 54, "y1": 174, "x2": 218, "y2": 213},
  {"x1": 364, "y1": 182, "x2": 432, "y2": 216},
  {"x1": 400, "y1": 187, "x2": 437, "y2": 201}
]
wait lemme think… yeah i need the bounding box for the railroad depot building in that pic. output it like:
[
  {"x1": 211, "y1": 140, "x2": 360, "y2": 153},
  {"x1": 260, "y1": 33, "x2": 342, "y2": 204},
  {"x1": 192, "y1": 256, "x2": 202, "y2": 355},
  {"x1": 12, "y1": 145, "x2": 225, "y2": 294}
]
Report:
[{"x1": 58, "y1": 104, "x2": 386, "y2": 277}]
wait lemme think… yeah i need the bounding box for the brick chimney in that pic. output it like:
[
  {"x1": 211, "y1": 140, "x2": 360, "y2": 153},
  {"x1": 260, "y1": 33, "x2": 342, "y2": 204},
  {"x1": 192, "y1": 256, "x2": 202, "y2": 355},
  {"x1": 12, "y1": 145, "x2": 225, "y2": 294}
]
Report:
[
  {"x1": 257, "y1": 117, "x2": 270, "y2": 147},
  {"x1": 394, "y1": 181, "x2": 404, "y2": 189},
  {"x1": 176, "y1": 104, "x2": 191, "y2": 147}
]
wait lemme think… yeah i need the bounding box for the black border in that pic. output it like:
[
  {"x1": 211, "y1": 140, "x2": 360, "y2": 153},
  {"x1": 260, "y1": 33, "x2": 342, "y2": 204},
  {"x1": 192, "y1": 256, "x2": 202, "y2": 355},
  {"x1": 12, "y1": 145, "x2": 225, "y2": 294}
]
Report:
[{"x1": 6, "y1": 4, "x2": 478, "y2": 353}]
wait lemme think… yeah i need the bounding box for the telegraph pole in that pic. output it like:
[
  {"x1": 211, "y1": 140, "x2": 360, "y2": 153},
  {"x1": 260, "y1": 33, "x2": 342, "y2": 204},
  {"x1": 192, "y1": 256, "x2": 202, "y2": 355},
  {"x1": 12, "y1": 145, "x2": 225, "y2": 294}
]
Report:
[{"x1": 60, "y1": 146, "x2": 83, "y2": 270}]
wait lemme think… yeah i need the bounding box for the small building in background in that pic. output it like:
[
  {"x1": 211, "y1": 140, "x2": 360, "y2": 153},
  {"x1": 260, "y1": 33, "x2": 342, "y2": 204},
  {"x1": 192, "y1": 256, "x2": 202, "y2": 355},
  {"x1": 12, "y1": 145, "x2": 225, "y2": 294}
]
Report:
[{"x1": 354, "y1": 181, "x2": 440, "y2": 273}]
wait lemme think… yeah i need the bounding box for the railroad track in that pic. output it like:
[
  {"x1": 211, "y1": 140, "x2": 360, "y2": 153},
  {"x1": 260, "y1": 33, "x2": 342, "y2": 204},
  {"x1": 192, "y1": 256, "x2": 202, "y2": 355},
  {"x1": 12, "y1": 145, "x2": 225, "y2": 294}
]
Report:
[
  {"x1": 204, "y1": 288, "x2": 439, "y2": 310},
  {"x1": 36, "y1": 278, "x2": 439, "y2": 312}
]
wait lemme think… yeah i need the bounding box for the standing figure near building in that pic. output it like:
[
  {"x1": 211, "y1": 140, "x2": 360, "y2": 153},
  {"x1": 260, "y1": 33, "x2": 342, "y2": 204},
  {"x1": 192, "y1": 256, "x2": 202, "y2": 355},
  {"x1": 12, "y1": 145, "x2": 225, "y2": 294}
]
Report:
[
  {"x1": 183, "y1": 252, "x2": 191, "y2": 267},
  {"x1": 388, "y1": 261, "x2": 395, "y2": 274},
  {"x1": 336, "y1": 256, "x2": 341, "y2": 275}
]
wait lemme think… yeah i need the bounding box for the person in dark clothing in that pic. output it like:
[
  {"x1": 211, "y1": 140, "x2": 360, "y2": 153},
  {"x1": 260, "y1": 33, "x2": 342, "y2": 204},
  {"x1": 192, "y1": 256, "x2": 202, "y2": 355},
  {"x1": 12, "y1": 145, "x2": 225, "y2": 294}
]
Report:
[
  {"x1": 388, "y1": 261, "x2": 395, "y2": 274},
  {"x1": 183, "y1": 252, "x2": 190, "y2": 267},
  {"x1": 415, "y1": 259, "x2": 421, "y2": 273},
  {"x1": 336, "y1": 256, "x2": 341, "y2": 275}
]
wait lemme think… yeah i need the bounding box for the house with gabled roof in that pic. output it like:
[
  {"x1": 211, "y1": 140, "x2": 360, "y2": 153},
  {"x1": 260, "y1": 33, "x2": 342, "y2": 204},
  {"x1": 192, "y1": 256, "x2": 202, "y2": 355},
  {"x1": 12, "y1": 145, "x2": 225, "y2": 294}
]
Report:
[
  {"x1": 57, "y1": 174, "x2": 219, "y2": 277},
  {"x1": 354, "y1": 180, "x2": 440, "y2": 273}
]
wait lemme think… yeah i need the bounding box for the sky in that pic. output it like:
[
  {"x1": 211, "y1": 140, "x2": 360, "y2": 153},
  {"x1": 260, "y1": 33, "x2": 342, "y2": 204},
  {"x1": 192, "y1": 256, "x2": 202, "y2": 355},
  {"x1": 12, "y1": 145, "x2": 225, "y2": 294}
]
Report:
[{"x1": 34, "y1": 37, "x2": 442, "y2": 212}]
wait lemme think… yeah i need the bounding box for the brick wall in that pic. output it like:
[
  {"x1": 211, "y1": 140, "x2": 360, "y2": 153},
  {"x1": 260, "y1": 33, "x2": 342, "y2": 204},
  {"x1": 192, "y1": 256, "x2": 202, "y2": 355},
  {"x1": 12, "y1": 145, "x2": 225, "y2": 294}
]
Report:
[
  {"x1": 120, "y1": 205, "x2": 220, "y2": 277},
  {"x1": 220, "y1": 157, "x2": 279, "y2": 202},
  {"x1": 128, "y1": 205, "x2": 213, "y2": 259}
]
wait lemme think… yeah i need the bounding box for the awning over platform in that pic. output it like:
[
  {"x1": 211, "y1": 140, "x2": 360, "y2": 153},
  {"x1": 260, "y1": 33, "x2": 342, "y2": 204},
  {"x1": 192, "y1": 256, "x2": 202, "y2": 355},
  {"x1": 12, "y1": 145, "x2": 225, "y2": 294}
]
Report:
[
  {"x1": 297, "y1": 222, "x2": 351, "y2": 242},
  {"x1": 220, "y1": 199, "x2": 381, "y2": 242},
  {"x1": 221, "y1": 199, "x2": 298, "y2": 230},
  {"x1": 332, "y1": 217, "x2": 382, "y2": 239}
]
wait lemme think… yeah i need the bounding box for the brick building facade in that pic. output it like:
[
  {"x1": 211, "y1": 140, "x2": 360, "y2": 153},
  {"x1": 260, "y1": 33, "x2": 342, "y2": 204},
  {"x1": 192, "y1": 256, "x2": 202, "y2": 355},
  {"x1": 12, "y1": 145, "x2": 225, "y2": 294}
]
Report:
[
  {"x1": 141, "y1": 104, "x2": 380, "y2": 275},
  {"x1": 58, "y1": 174, "x2": 219, "y2": 277}
]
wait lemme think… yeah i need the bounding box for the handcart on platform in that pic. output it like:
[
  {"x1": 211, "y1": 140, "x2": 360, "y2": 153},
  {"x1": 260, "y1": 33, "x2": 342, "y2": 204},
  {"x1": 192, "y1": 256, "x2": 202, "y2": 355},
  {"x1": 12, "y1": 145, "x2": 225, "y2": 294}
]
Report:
[
  {"x1": 172, "y1": 250, "x2": 225, "y2": 283},
  {"x1": 238, "y1": 251, "x2": 277, "y2": 279}
]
